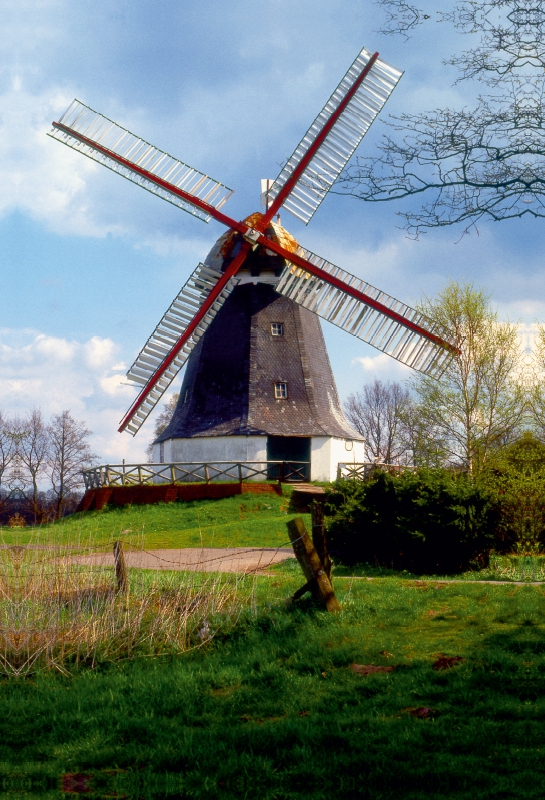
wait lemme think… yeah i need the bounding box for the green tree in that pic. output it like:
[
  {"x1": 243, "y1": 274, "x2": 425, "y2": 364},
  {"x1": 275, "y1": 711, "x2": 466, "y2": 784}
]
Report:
[
  {"x1": 530, "y1": 325, "x2": 545, "y2": 439},
  {"x1": 410, "y1": 282, "x2": 524, "y2": 472},
  {"x1": 480, "y1": 433, "x2": 545, "y2": 554}
]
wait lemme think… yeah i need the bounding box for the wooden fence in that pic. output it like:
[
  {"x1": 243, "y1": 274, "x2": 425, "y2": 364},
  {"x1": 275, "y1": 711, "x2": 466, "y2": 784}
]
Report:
[
  {"x1": 336, "y1": 462, "x2": 417, "y2": 481},
  {"x1": 82, "y1": 461, "x2": 310, "y2": 490}
]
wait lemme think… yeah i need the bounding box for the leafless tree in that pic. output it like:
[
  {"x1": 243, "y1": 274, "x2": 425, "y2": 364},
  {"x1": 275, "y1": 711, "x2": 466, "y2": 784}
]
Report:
[
  {"x1": 344, "y1": 379, "x2": 412, "y2": 463},
  {"x1": 0, "y1": 412, "x2": 17, "y2": 516},
  {"x1": 375, "y1": 0, "x2": 430, "y2": 40},
  {"x1": 398, "y1": 399, "x2": 450, "y2": 468},
  {"x1": 14, "y1": 410, "x2": 50, "y2": 524},
  {"x1": 340, "y1": 95, "x2": 545, "y2": 237},
  {"x1": 44, "y1": 411, "x2": 97, "y2": 520},
  {"x1": 146, "y1": 393, "x2": 179, "y2": 462},
  {"x1": 0, "y1": 411, "x2": 16, "y2": 489},
  {"x1": 377, "y1": 0, "x2": 545, "y2": 78},
  {"x1": 336, "y1": 0, "x2": 545, "y2": 236}
]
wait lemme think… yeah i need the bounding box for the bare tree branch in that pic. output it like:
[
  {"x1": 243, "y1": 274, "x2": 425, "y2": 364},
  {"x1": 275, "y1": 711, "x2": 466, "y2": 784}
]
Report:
[
  {"x1": 344, "y1": 380, "x2": 412, "y2": 463},
  {"x1": 338, "y1": 94, "x2": 545, "y2": 237},
  {"x1": 375, "y1": 0, "x2": 431, "y2": 39},
  {"x1": 344, "y1": 0, "x2": 545, "y2": 235}
]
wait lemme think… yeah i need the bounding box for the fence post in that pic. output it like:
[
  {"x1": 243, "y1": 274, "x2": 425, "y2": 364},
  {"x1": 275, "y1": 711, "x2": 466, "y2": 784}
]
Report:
[
  {"x1": 311, "y1": 500, "x2": 331, "y2": 580},
  {"x1": 287, "y1": 517, "x2": 340, "y2": 612},
  {"x1": 204, "y1": 464, "x2": 210, "y2": 484},
  {"x1": 113, "y1": 540, "x2": 128, "y2": 594},
  {"x1": 238, "y1": 462, "x2": 243, "y2": 488}
]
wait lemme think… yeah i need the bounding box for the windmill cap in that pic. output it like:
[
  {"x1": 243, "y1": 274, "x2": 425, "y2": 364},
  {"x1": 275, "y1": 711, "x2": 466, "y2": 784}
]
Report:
[{"x1": 204, "y1": 212, "x2": 299, "y2": 276}]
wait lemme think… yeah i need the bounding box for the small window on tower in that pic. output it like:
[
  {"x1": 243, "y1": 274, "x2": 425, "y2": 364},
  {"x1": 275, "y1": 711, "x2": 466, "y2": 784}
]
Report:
[
  {"x1": 274, "y1": 382, "x2": 288, "y2": 399},
  {"x1": 271, "y1": 322, "x2": 284, "y2": 336}
]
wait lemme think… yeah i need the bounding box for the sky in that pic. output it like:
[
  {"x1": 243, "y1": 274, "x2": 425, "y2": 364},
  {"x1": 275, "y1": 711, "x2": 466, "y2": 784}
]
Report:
[{"x1": 1, "y1": 0, "x2": 544, "y2": 463}]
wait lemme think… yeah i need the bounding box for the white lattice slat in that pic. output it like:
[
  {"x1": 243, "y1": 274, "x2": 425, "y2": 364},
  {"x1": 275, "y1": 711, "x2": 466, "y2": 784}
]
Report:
[
  {"x1": 268, "y1": 49, "x2": 402, "y2": 223},
  {"x1": 275, "y1": 248, "x2": 454, "y2": 377},
  {"x1": 49, "y1": 100, "x2": 233, "y2": 223},
  {"x1": 122, "y1": 263, "x2": 239, "y2": 435}
]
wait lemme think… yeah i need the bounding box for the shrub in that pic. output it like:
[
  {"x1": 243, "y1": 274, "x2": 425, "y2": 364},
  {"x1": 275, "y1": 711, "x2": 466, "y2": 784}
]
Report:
[
  {"x1": 324, "y1": 468, "x2": 498, "y2": 574},
  {"x1": 479, "y1": 433, "x2": 545, "y2": 555}
]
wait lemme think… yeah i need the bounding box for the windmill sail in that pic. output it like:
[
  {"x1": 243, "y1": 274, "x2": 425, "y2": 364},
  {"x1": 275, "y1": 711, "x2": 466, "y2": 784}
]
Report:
[
  {"x1": 266, "y1": 49, "x2": 402, "y2": 224},
  {"x1": 121, "y1": 263, "x2": 239, "y2": 435},
  {"x1": 49, "y1": 100, "x2": 234, "y2": 223},
  {"x1": 275, "y1": 247, "x2": 454, "y2": 377}
]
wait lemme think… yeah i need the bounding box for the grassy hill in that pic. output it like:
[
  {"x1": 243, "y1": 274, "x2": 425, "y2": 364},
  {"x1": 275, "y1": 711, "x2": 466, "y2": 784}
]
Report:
[{"x1": 2, "y1": 488, "x2": 311, "y2": 549}]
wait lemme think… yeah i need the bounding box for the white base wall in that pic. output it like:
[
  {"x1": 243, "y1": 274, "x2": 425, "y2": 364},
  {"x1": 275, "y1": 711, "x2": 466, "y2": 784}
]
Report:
[
  {"x1": 153, "y1": 436, "x2": 268, "y2": 465},
  {"x1": 155, "y1": 434, "x2": 365, "y2": 484},
  {"x1": 310, "y1": 436, "x2": 366, "y2": 482}
]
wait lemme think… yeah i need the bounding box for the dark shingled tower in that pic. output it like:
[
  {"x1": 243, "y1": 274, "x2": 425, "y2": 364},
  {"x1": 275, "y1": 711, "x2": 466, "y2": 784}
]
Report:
[{"x1": 155, "y1": 220, "x2": 362, "y2": 471}]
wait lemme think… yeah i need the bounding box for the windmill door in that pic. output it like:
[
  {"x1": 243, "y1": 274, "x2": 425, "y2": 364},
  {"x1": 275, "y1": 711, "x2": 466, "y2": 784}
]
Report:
[{"x1": 266, "y1": 436, "x2": 311, "y2": 482}]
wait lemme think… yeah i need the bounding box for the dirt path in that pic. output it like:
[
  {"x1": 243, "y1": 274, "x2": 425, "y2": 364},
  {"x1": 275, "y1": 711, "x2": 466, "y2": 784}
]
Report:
[
  {"x1": 11, "y1": 544, "x2": 542, "y2": 583},
  {"x1": 72, "y1": 547, "x2": 294, "y2": 574}
]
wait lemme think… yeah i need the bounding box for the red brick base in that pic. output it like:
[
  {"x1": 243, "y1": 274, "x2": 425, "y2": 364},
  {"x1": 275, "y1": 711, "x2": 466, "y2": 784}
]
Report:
[{"x1": 76, "y1": 481, "x2": 282, "y2": 512}]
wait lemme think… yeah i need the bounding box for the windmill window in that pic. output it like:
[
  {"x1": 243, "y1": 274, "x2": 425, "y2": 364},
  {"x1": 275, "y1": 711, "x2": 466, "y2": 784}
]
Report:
[
  {"x1": 274, "y1": 382, "x2": 288, "y2": 399},
  {"x1": 183, "y1": 390, "x2": 189, "y2": 404},
  {"x1": 271, "y1": 322, "x2": 284, "y2": 336}
]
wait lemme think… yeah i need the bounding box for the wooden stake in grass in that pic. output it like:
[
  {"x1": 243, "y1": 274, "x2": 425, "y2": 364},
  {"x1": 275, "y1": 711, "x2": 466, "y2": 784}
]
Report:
[
  {"x1": 311, "y1": 501, "x2": 331, "y2": 580},
  {"x1": 113, "y1": 540, "x2": 128, "y2": 594},
  {"x1": 287, "y1": 517, "x2": 340, "y2": 612}
]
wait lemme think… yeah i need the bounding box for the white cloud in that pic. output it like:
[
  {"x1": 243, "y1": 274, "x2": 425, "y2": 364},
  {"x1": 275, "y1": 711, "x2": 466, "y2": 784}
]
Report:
[
  {"x1": 352, "y1": 352, "x2": 412, "y2": 382},
  {"x1": 0, "y1": 328, "x2": 152, "y2": 463},
  {"x1": 0, "y1": 80, "x2": 126, "y2": 238},
  {"x1": 34, "y1": 334, "x2": 77, "y2": 361},
  {"x1": 83, "y1": 336, "x2": 117, "y2": 369}
]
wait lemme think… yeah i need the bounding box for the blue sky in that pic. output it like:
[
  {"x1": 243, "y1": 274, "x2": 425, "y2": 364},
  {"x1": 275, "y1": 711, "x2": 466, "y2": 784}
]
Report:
[{"x1": 2, "y1": 0, "x2": 544, "y2": 462}]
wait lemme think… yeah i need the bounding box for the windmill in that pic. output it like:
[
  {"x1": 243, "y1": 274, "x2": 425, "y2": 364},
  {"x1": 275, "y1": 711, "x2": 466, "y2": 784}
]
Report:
[{"x1": 49, "y1": 46, "x2": 458, "y2": 481}]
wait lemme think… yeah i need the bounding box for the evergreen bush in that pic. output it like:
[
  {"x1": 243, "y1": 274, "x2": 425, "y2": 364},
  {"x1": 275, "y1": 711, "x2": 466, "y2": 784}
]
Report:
[{"x1": 324, "y1": 468, "x2": 498, "y2": 574}]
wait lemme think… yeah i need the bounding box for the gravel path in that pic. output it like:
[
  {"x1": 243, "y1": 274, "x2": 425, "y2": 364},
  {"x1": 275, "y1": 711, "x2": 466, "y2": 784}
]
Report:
[{"x1": 71, "y1": 547, "x2": 294, "y2": 574}]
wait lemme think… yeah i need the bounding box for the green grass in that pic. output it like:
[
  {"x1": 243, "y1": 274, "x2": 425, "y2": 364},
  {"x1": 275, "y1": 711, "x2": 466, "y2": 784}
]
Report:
[
  {"x1": 5, "y1": 497, "x2": 545, "y2": 797},
  {"x1": 1, "y1": 489, "x2": 310, "y2": 549},
  {"x1": 282, "y1": 554, "x2": 545, "y2": 583},
  {"x1": 4, "y1": 573, "x2": 545, "y2": 798}
]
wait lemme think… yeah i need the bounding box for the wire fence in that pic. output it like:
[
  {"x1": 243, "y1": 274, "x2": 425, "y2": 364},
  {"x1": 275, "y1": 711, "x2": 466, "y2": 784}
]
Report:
[{"x1": 0, "y1": 528, "x2": 299, "y2": 678}]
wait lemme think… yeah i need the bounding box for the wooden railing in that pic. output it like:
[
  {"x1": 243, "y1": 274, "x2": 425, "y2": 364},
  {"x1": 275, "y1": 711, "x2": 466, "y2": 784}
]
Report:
[
  {"x1": 82, "y1": 461, "x2": 310, "y2": 490},
  {"x1": 336, "y1": 462, "x2": 417, "y2": 481}
]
